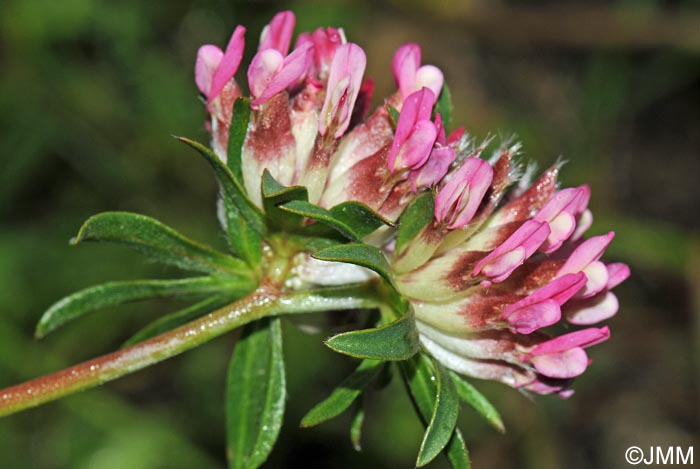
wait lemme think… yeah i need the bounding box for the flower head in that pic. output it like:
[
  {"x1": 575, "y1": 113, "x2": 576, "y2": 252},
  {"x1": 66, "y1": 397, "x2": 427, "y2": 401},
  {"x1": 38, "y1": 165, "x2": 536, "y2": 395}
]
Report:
[{"x1": 194, "y1": 14, "x2": 628, "y2": 399}]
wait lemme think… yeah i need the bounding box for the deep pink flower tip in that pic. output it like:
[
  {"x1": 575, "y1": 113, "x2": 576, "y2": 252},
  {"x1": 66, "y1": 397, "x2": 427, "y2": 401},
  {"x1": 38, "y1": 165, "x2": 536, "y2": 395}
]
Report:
[
  {"x1": 195, "y1": 26, "x2": 246, "y2": 102},
  {"x1": 387, "y1": 88, "x2": 437, "y2": 172},
  {"x1": 248, "y1": 41, "x2": 314, "y2": 108},
  {"x1": 434, "y1": 157, "x2": 494, "y2": 229},
  {"x1": 318, "y1": 42, "x2": 367, "y2": 138},
  {"x1": 259, "y1": 11, "x2": 296, "y2": 54},
  {"x1": 392, "y1": 43, "x2": 443, "y2": 101}
]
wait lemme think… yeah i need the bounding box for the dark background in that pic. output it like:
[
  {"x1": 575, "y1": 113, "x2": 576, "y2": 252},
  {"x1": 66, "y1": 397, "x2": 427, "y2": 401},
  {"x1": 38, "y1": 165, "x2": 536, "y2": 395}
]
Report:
[{"x1": 1, "y1": 0, "x2": 698, "y2": 467}]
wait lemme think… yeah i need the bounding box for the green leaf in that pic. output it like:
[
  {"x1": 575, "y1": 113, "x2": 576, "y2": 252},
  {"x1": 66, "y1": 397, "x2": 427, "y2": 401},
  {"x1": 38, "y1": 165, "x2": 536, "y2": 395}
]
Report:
[
  {"x1": 37, "y1": 277, "x2": 244, "y2": 338},
  {"x1": 330, "y1": 202, "x2": 390, "y2": 238},
  {"x1": 325, "y1": 313, "x2": 419, "y2": 360},
  {"x1": 350, "y1": 397, "x2": 365, "y2": 452},
  {"x1": 279, "y1": 200, "x2": 358, "y2": 241},
  {"x1": 395, "y1": 192, "x2": 435, "y2": 255},
  {"x1": 416, "y1": 362, "x2": 460, "y2": 467},
  {"x1": 450, "y1": 372, "x2": 505, "y2": 433},
  {"x1": 312, "y1": 243, "x2": 394, "y2": 286},
  {"x1": 261, "y1": 170, "x2": 308, "y2": 230},
  {"x1": 122, "y1": 294, "x2": 239, "y2": 347},
  {"x1": 435, "y1": 84, "x2": 453, "y2": 130},
  {"x1": 401, "y1": 354, "x2": 471, "y2": 469},
  {"x1": 227, "y1": 318, "x2": 286, "y2": 469},
  {"x1": 227, "y1": 98, "x2": 251, "y2": 183},
  {"x1": 176, "y1": 137, "x2": 264, "y2": 267},
  {"x1": 387, "y1": 104, "x2": 400, "y2": 127},
  {"x1": 300, "y1": 359, "x2": 383, "y2": 427},
  {"x1": 72, "y1": 212, "x2": 250, "y2": 276}
]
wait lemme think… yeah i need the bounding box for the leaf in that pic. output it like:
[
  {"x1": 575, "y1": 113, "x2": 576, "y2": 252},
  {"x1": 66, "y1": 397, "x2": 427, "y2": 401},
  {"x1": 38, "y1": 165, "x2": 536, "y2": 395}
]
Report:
[
  {"x1": 329, "y1": 202, "x2": 390, "y2": 238},
  {"x1": 450, "y1": 372, "x2": 505, "y2": 433},
  {"x1": 312, "y1": 243, "x2": 394, "y2": 286},
  {"x1": 401, "y1": 354, "x2": 471, "y2": 469},
  {"x1": 227, "y1": 98, "x2": 251, "y2": 183},
  {"x1": 350, "y1": 397, "x2": 365, "y2": 452},
  {"x1": 226, "y1": 318, "x2": 286, "y2": 469},
  {"x1": 122, "y1": 294, "x2": 239, "y2": 347},
  {"x1": 395, "y1": 192, "x2": 435, "y2": 255},
  {"x1": 325, "y1": 313, "x2": 419, "y2": 360},
  {"x1": 72, "y1": 212, "x2": 250, "y2": 276},
  {"x1": 300, "y1": 359, "x2": 383, "y2": 427},
  {"x1": 435, "y1": 84, "x2": 453, "y2": 130},
  {"x1": 261, "y1": 170, "x2": 308, "y2": 230},
  {"x1": 279, "y1": 201, "x2": 359, "y2": 241},
  {"x1": 36, "y1": 277, "x2": 244, "y2": 338},
  {"x1": 416, "y1": 362, "x2": 460, "y2": 467},
  {"x1": 176, "y1": 137, "x2": 264, "y2": 267}
]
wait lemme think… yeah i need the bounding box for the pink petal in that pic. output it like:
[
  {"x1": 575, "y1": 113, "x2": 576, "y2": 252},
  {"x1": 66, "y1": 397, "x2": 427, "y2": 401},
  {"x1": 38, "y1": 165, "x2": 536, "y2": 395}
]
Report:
[
  {"x1": 504, "y1": 272, "x2": 586, "y2": 316},
  {"x1": 557, "y1": 232, "x2": 615, "y2": 276},
  {"x1": 209, "y1": 26, "x2": 246, "y2": 101},
  {"x1": 443, "y1": 158, "x2": 494, "y2": 229},
  {"x1": 605, "y1": 262, "x2": 630, "y2": 289},
  {"x1": 387, "y1": 88, "x2": 436, "y2": 172},
  {"x1": 530, "y1": 347, "x2": 589, "y2": 379},
  {"x1": 415, "y1": 65, "x2": 444, "y2": 99},
  {"x1": 579, "y1": 260, "x2": 610, "y2": 298},
  {"x1": 250, "y1": 42, "x2": 314, "y2": 107},
  {"x1": 195, "y1": 45, "x2": 223, "y2": 96},
  {"x1": 247, "y1": 49, "x2": 284, "y2": 99},
  {"x1": 505, "y1": 298, "x2": 561, "y2": 334},
  {"x1": 390, "y1": 119, "x2": 437, "y2": 171},
  {"x1": 565, "y1": 292, "x2": 619, "y2": 325},
  {"x1": 530, "y1": 326, "x2": 610, "y2": 356},
  {"x1": 392, "y1": 43, "x2": 420, "y2": 98},
  {"x1": 571, "y1": 209, "x2": 593, "y2": 240},
  {"x1": 410, "y1": 145, "x2": 455, "y2": 190},
  {"x1": 259, "y1": 10, "x2": 295, "y2": 54}
]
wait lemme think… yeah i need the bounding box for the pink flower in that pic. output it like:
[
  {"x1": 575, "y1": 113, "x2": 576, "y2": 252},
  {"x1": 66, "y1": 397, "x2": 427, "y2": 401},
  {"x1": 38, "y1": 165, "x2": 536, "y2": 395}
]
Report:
[
  {"x1": 195, "y1": 26, "x2": 246, "y2": 103},
  {"x1": 296, "y1": 27, "x2": 346, "y2": 79},
  {"x1": 248, "y1": 42, "x2": 314, "y2": 108},
  {"x1": 387, "y1": 88, "x2": 438, "y2": 173},
  {"x1": 434, "y1": 157, "x2": 494, "y2": 229},
  {"x1": 318, "y1": 43, "x2": 367, "y2": 138},
  {"x1": 259, "y1": 11, "x2": 295, "y2": 54},
  {"x1": 392, "y1": 44, "x2": 444, "y2": 102}
]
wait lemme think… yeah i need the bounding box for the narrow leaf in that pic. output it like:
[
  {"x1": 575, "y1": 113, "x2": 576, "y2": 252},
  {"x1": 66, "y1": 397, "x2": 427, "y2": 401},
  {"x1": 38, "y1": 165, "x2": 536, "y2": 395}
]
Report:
[
  {"x1": 329, "y1": 202, "x2": 390, "y2": 238},
  {"x1": 396, "y1": 192, "x2": 435, "y2": 255},
  {"x1": 122, "y1": 293, "x2": 239, "y2": 347},
  {"x1": 300, "y1": 359, "x2": 383, "y2": 427},
  {"x1": 401, "y1": 354, "x2": 471, "y2": 469},
  {"x1": 416, "y1": 362, "x2": 460, "y2": 467},
  {"x1": 227, "y1": 98, "x2": 251, "y2": 182},
  {"x1": 325, "y1": 313, "x2": 419, "y2": 360},
  {"x1": 280, "y1": 200, "x2": 361, "y2": 241},
  {"x1": 435, "y1": 84, "x2": 453, "y2": 130},
  {"x1": 72, "y1": 212, "x2": 250, "y2": 276},
  {"x1": 177, "y1": 136, "x2": 264, "y2": 267},
  {"x1": 350, "y1": 397, "x2": 365, "y2": 452},
  {"x1": 261, "y1": 170, "x2": 308, "y2": 230},
  {"x1": 227, "y1": 318, "x2": 286, "y2": 469},
  {"x1": 450, "y1": 371, "x2": 505, "y2": 433},
  {"x1": 312, "y1": 243, "x2": 394, "y2": 287},
  {"x1": 37, "y1": 277, "x2": 243, "y2": 338}
]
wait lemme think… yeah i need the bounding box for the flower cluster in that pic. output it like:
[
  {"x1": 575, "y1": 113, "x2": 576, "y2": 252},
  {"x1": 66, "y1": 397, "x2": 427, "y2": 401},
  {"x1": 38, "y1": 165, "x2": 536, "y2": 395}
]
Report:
[{"x1": 196, "y1": 11, "x2": 628, "y2": 397}]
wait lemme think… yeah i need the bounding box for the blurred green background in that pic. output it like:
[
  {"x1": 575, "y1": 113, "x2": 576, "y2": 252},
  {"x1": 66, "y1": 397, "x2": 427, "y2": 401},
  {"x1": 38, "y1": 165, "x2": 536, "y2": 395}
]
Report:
[{"x1": 1, "y1": 0, "x2": 698, "y2": 467}]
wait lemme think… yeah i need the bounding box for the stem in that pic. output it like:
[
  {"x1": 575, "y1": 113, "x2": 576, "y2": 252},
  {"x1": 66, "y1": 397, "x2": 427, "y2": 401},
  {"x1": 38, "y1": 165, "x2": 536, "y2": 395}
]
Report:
[{"x1": 0, "y1": 282, "x2": 379, "y2": 417}]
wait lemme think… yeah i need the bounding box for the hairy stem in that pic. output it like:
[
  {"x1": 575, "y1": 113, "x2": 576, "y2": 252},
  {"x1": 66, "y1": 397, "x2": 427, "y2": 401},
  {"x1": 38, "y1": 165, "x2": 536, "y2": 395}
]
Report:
[{"x1": 0, "y1": 282, "x2": 378, "y2": 417}]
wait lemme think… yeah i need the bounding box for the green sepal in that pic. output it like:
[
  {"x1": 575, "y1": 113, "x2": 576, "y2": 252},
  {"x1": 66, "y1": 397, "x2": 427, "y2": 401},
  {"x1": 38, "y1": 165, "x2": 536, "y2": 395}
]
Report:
[
  {"x1": 387, "y1": 104, "x2": 400, "y2": 128},
  {"x1": 226, "y1": 318, "x2": 286, "y2": 469},
  {"x1": 435, "y1": 84, "x2": 453, "y2": 130},
  {"x1": 400, "y1": 354, "x2": 471, "y2": 469},
  {"x1": 395, "y1": 192, "x2": 435, "y2": 256},
  {"x1": 227, "y1": 98, "x2": 251, "y2": 183},
  {"x1": 416, "y1": 361, "x2": 460, "y2": 467},
  {"x1": 36, "y1": 276, "x2": 248, "y2": 338},
  {"x1": 300, "y1": 359, "x2": 383, "y2": 427},
  {"x1": 450, "y1": 371, "x2": 505, "y2": 433},
  {"x1": 122, "y1": 293, "x2": 240, "y2": 347},
  {"x1": 176, "y1": 137, "x2": 264, "y2": 268},
  {"x1": 350, "y1": 397, "x2": 365, "y2": 452},
  {"x1": 72, "y1": 212, "x2": 250, "y2": 276},
  {"x1": 325, "y1": 313, "x2": 419, "y2": 361},
  {"x1": 261, "y1": 170, "x2": 308, "y2": 231},
  {"x1": 312, "y1": 243, "x2": 394, "y2": 287}
]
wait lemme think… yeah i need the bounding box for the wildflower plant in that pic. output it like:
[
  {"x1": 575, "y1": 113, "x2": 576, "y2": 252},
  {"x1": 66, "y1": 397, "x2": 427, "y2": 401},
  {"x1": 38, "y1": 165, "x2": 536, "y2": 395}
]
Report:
[{"x1": 0, "y1": 11, "x2": 629, "y2": 468}]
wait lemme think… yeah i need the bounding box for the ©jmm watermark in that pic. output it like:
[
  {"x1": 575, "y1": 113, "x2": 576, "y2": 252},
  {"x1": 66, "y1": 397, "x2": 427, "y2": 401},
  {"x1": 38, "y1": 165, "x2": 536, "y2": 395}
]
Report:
[{"x1": 625, "y1": 446, "x2": 694, "y2": 465}]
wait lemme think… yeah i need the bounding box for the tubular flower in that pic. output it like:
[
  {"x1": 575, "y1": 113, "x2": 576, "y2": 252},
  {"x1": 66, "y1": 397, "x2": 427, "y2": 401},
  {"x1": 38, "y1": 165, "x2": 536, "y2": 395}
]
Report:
[{"x1": 195, "y1": 14, "x2": 627, "y2": 399}]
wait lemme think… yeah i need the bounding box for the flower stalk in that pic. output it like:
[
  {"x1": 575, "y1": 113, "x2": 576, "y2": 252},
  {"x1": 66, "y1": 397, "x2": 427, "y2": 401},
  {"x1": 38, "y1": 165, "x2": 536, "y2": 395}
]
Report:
[{"x1": 0, "y1": 281, "x2": 380, "y2": 417}]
